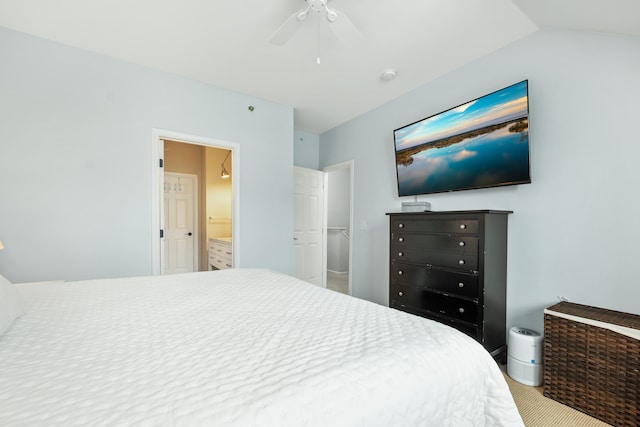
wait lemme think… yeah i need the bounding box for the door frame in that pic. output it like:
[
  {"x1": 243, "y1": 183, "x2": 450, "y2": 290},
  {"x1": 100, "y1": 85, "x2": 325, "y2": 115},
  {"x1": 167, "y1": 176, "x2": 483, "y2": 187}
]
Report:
[
  {"x1": 163, "y1": 172, "x2": 199, "y2": 274},
  {"x1": 323, "y1": 160, "x2": 354, "y2": 295},
  {"x1": 151, "y1": 128, "x2": 240, "y2": 275}
]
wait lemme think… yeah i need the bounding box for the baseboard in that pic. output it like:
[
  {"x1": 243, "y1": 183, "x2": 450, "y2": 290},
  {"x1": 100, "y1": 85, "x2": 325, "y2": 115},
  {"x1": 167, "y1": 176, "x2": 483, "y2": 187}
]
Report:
[{"x1": 327, "y1": 269, "x2": 349, "y2": 275}]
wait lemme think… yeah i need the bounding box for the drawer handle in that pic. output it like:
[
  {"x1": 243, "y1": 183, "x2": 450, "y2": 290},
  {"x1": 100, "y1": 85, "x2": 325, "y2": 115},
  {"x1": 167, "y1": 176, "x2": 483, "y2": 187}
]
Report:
[
  {"x1": 398, "y1": 252, "x2": 404, "y2": 257},
  {"x1": 398, "y1": 223, "x2": 404, "y2": 228},
  {"x1": 458, "y1": 282, "x2": 464, "y2": 288},
  {"x1": 458, "y1": 259, "x2": 465, "y2": 265},
  {"x1": 398, "y1": 237, "x2": 404, "y2": 242},
  {"x1": 458, "y1": 307, "x2": 465, "y2": 314},
  {"x1": 398, "y1": 291, "x2": 404, "y2": 297},
  {"x1": 398, "y1": 270, "x2": 403, "y2": 276},
  {"x1": 459, "y1": 224, "x2": 467, "y2": 230},
  {"x1": 459, "y1": 241, "x2": 465, "y2": 247}
]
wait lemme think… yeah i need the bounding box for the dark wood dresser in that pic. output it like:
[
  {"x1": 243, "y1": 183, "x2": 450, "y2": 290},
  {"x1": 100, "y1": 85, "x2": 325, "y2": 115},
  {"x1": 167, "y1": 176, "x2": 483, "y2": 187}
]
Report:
[{"x1": 387, "y1": 210, "x2": 511, "y2": 359}]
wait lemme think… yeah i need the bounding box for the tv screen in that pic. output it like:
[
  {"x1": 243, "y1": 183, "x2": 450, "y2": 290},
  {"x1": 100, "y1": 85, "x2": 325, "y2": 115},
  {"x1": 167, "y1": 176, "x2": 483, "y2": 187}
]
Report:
[{"x1": 393, "y1": 80, "x2": 531, "y2": 196}]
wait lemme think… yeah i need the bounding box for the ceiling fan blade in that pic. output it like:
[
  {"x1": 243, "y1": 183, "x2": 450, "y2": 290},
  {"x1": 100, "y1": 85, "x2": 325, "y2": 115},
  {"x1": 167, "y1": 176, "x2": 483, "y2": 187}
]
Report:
[
  {"x1": 327, "y1": 10, "x2": 362, "y2": 45},
  {"x1": 270, "y1": 8, "x2": 308, "y2": 46}
]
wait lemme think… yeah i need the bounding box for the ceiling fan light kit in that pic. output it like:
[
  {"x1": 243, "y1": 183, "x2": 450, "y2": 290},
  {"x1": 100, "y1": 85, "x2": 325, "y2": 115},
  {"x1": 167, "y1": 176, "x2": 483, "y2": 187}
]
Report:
[{"x1": 270, "y1": 0, "x2": 362, "y2": 55}]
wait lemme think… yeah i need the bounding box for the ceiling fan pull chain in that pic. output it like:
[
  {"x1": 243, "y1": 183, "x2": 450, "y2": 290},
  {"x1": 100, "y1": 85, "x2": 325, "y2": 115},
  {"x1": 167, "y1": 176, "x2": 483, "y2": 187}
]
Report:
[{"x1": 316, "y1": 10, "x2": 321, "y2": 65}]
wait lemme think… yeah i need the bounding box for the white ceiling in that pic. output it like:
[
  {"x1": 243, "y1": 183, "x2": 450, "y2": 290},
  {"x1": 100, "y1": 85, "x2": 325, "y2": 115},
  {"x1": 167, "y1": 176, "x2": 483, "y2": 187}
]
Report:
[{"x1": 0, "y1": 0, "x2": 637, "y2": 134}]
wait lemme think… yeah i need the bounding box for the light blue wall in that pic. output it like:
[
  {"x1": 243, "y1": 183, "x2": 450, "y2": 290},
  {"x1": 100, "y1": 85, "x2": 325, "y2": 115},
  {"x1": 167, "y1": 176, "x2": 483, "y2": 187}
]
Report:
[
  {"x1": 293, "y1": 130, "x2": 319, "y2": 169},
  {"x1": 320, "y1": 29, "x2": 640, "y2": 333},
  {"x1": 0, "y1": 27, "x2": 294, "y2": 282}
]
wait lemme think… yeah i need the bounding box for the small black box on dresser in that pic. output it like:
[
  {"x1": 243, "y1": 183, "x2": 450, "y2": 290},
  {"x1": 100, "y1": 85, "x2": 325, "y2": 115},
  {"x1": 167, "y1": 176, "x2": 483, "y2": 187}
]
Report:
[{"x1": 386, "y1": 210, "x2": 511, "y2": 360}]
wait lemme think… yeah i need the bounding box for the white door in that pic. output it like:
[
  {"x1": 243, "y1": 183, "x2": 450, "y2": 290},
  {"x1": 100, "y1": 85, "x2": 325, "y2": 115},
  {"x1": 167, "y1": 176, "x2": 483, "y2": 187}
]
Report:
[
  {"x1": 294, "y1": 166, "x2": 325, "y2": 286},
  {"x1": 163, "y1": 172, "x2": 198, "y2": 274}
]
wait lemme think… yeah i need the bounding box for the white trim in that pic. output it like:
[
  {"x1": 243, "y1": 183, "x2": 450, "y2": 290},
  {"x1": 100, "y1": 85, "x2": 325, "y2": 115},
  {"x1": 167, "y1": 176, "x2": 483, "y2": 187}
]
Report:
[
  {"x1": 156, "y1": 138, "x2": 165, "y2": 274},
  {"x1": 322, "y1": 172, "x2": 328, "y2": 288},
  {"x1": 323, "y1": 160, "x2": 354, "y2": 296},
  {"x1": 151, "y1": 128, "x2": 240, "y2": 275}
]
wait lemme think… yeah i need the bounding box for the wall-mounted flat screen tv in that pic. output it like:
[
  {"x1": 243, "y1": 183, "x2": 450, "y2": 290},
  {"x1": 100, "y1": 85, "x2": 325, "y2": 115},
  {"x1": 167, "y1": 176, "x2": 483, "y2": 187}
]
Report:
[{"x1": 393, "y1": 80, "x2": 531, "y2": 196}]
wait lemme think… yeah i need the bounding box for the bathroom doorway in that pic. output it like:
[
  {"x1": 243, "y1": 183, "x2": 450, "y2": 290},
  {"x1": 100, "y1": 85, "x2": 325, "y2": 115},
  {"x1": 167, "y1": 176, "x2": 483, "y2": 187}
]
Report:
[{"x1": 151, "y1": 129, "x2": 239, "y2": 275}]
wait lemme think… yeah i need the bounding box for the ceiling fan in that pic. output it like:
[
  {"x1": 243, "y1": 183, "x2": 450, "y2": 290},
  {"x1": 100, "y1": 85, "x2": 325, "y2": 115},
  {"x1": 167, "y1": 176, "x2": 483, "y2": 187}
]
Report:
[{"x1": 270, "y1": 0, "x2": 362, "y2": 47}]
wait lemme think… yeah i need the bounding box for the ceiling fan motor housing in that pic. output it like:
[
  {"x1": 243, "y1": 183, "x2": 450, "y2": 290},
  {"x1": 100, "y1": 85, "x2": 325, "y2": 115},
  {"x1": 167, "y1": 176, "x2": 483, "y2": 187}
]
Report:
[
  {"x1": 308, "y1": 0, "x2": 328, "y2": 12},
  {"x1": 271, "y1": 0, "x2": 360, "y2": 46}
]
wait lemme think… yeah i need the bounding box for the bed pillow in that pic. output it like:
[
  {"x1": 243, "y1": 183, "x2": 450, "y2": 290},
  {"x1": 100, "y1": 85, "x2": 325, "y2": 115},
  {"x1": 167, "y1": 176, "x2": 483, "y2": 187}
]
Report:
[{"x1": 0, "y1": 274, "x2": 25, "y2": 336}]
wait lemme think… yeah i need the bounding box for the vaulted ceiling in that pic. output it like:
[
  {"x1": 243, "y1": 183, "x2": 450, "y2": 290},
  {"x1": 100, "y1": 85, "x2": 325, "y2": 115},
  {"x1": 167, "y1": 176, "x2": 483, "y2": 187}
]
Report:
[{"x1": 0, "y1": 0, "x2": 637, "y2": 134}]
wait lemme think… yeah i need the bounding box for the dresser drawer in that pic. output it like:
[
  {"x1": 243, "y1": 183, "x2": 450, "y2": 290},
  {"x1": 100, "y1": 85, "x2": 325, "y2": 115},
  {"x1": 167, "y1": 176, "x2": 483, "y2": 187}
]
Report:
[
  {"x1": 209, "y1": 238, "x2": 233, "y2": 270},
  {"x1": 392, "y1": 233, "x2": 478, "y2": 253},
  {"x1": 211, "y1": 245, "x2": 232, "y2": 261},
  {"x1": 420, "y1": 311, "x2": 480, "y2": 340},
  {"x1": 390, "y1": 284, "x2": 478, "y2": 324},
  {"x1": 211, "y1": 256, "x2": 233, "y2": 270},
  {"x1": 391, "y1": 262, "x2": 479, "y2": 298},
  {"x1": 391, "y1": 247, "x2": 478, "y2": 271},
  {"x1": 390, "y1": 301, "x2": 480, "y2": 340},
  {"x1": 423, "y1": 293, "x2": 478, "y2": 324},
  {"x1": 389, "y1": 283, "x2": 423, "y2": 311},
  {"x1": 390, "y1": 217, "x2": 479, "y2": 234}
]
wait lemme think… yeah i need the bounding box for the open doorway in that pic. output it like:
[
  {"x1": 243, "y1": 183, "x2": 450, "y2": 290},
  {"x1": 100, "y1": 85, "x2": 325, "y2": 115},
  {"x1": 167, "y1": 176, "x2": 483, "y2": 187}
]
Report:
[
  {"x1": 324, "y1": 160, "x2": 354, "y2": 295},
  {"x1": 151, "y1": 129, "x2": 239, "y2": 275}
]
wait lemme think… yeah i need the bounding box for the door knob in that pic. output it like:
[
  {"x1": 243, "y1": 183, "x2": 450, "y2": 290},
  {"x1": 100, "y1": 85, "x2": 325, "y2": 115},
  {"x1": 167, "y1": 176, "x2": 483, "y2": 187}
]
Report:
[{"x1": 186, "y1": 232, "x2": 193, "y2": 236}]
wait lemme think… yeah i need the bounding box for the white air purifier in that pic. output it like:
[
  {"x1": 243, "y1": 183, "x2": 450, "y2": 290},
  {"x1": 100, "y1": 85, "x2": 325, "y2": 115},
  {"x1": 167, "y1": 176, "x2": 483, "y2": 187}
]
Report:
[{"x1": 507, "y1": 327, "x2": 543, "y2": 386}]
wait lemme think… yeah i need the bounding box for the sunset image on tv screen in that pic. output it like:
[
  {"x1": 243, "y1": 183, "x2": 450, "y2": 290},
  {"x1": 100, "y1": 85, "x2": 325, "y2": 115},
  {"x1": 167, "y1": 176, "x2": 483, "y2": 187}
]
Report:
[{"x1": 394, "y1": 80, "x2": 530, "y2": 196}]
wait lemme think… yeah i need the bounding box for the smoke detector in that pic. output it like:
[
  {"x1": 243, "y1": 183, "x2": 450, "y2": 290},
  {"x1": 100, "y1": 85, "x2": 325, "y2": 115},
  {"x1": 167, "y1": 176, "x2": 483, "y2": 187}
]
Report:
[{"x1": 380, "y1": 68, "x2": 397, "y2": 81}]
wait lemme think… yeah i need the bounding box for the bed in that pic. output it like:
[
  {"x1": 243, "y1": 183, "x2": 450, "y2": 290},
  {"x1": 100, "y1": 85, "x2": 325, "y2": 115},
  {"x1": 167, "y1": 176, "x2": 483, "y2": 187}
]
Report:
[{"x1": 0, "y1": 269, "x2": 523, "y2": 426}]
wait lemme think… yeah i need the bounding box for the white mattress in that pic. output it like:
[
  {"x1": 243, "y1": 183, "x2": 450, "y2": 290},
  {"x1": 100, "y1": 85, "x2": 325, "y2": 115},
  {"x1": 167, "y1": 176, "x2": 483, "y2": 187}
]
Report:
[{"x1": 0, "y1": 269, "x2": 523, "y2": 426}]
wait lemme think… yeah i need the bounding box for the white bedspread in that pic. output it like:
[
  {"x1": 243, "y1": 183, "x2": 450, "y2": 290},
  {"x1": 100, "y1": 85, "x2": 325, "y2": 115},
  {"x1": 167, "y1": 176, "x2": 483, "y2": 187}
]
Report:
[{"x1": 0, "y1": 269, "x2": 523, "y2": 426}]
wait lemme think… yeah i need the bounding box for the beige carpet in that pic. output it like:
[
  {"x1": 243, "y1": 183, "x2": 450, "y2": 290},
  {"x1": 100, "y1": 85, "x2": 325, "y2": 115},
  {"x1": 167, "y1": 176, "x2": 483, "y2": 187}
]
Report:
[
  {"x1": 503, "y1": 372, "x2": 612, "y2": 426},
  {"x1": 326, "y1": 271, "x2": 349, "y2": 295}
]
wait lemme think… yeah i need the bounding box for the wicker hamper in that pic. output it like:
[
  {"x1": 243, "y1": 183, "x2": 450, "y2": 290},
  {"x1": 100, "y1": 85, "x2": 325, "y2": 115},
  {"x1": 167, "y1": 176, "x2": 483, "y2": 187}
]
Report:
[{"x1": 544, "y1": 302, "x2": 640, "y2": 427}]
